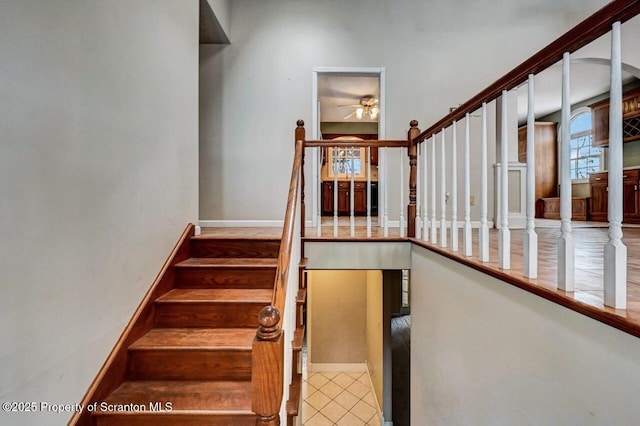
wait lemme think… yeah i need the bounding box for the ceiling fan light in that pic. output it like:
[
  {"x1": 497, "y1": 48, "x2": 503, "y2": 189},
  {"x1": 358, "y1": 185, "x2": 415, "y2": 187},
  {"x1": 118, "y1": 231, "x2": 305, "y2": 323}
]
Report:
[
  {"x1": 356, "y1": 107, "x2": 364, "y2": 120},
  {"x1": 370, "y1": 107, "x2": 379, "y2": 119}
]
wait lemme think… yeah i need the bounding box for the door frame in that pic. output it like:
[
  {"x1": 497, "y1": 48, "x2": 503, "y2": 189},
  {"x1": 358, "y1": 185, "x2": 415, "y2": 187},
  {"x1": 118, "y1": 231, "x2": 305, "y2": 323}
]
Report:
[{"x1": 311, "y1": 67, "x2": 387, "y2": 230}]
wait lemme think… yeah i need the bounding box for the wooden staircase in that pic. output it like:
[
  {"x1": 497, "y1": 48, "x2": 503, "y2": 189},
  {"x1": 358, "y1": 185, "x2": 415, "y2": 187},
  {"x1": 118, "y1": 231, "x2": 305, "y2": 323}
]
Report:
[{"x1": 73, "y1": 226, "x2": 296, "y2": 425}]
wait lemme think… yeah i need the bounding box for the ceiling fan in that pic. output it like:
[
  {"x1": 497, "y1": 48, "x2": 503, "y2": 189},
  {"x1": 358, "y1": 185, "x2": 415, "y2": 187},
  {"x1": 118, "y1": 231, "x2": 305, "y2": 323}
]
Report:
[{"x1": 339, "y1": 95, "x2": 380, "y2": 120}]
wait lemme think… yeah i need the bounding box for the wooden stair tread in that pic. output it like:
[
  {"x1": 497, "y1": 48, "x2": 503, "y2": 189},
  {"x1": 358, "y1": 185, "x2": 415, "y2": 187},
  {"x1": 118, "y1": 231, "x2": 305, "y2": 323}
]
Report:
[
  {"x1": 296, "y1": 288, "x2": 306, "y2": 304},
  {"x1": 292, "y1": 326, "x2": 305, "y2": 352},
  {"x1": 192, "y1": 235, "x2": 281, "y2": 241},
  {"x1": 176, "y1": 258, "x2": 278, "y2": 267},
  {"x1": 157, "y1": 288, "x2": 272, "y2": 303},
  {"x1": 130, "y1": 328, "x2": 255, "y2": 350},
  {"x1": 286, "y1": 373, "x2": 303, "y2": 417},
  {"x1": 97, "y1": 380, "x2": 252, "y2": 412}
]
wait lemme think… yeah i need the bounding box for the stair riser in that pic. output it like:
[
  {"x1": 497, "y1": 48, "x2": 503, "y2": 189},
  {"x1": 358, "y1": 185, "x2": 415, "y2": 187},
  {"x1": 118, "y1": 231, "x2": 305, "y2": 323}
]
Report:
[
  {"x1": 175, "y1": 267, "x2": 276, "y2": 289},
  {"x1": 155, "y1": 303, "x2": 266, "y2": 328},
  {"x1": 127, "y1": 350, "x2": 252, "y2": 381},
  {"x1": 96, "y1": 414, "x2": 256, "y2": 426},
  {"x1": 190, "y1": 239, "x2": 280, "y2": 258}
]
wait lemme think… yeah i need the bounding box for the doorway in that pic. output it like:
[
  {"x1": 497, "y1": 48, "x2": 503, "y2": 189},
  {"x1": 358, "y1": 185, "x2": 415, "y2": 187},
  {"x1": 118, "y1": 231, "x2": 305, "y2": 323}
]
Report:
[{"x1": 311, "y1": 67, "x2": 386, "y2": 229}]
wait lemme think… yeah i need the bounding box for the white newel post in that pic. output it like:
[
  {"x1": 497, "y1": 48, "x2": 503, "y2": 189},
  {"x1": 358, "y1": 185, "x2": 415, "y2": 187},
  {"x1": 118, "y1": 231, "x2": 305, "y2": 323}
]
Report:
[
  {"x1": 499, "y1": 90, "x2": 511, "y2": 270},
  {"x1": 479, "y1": 102, "x2": 490, "y2": 262},
  {"x1": 604, "y1": 21, "x2": 627, "y2": 308},
  {"x1": 558, "y1": 52, "x2": 575, "y2": 291},
  {"x1": 430, "y1": 135, "x2": 437, "y2": 244},
  {"x1": 367, "y1": 146, "x2": 372, "y2": 237},
  {"x1": 451, "y1": 122, "x2": 459, "y2": 252},
  {"x1": 400, "y1": 147, "x2": 405, "y2": 237},
  {"x1": 423, "y1": 138, "x2": 429, "y2": 241},
  {"x1": 440, "y1": 129, "x2": 447, "y2": 248},
  {"x1": 463, "y1": 113, "x2": 472, "y2": 256},
  {"x1": 524, "y1": 74, "x2": 538, "y2": 278}
]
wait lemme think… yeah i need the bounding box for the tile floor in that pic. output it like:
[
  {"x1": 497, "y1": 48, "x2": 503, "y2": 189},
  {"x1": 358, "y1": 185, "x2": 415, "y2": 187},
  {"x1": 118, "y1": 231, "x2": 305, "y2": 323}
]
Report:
[{"x1": 302, "y1": 371, "x2": 381, "y2": 426}]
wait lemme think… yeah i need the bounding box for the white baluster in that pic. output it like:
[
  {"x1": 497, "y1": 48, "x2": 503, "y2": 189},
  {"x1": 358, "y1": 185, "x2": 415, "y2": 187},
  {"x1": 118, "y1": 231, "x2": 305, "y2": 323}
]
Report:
[
  {"x1": 558, "y1": 52, "x2": 574, "y2": 291},
  {"x1": 400, "y1": 147, "x2": 405, "y2": 237},
  {"x1": 423, "y1": 138, "x2": 429, "y2": 241},
  {"x1": 333, "y1": 147, "x2": 338, "y2": 237},
  {"x1": 416, "y1": 143, "x2": 422, "y2": 239},
  {"x1": 384, "y1": 147, "x2": 389, "y2": 237},
  {"x1": 604, "y1": 21, "x2": 627, "y2": 308},
  {"x1": 451, "y1": 122, "x2": 458, "y2": 251},
  {"x1": 440, "y1": 129, "x2": 447, "y2": 248},
  {"x1": 317, "y1": 147, "x2": 322, "y2": 236},
  {"x1": 524, "y1": 74, "x2": 538, "y2": 278},
  {"x1": 499, "y1": 90, "x2": 511, "y2": 270},
  {"x1": 430, "y1": 135, "x2": 437, "y2": 244},
  {"x1": 463, "y1": 113, "x2": 472, "y2": 256},
  {"x1": 479, "y1": 102, "x2": 490, "y2": 262},
  {"x1": 350, "y1": 147, "x2": 355, "y2": 237},
  {"x1": 367, "y1": 146, "x2": 372, "y2": 238}
]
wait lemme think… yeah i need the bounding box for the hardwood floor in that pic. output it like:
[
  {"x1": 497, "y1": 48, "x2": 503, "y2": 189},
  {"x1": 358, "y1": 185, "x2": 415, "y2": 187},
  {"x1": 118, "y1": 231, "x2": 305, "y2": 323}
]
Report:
[{"x1": 203, "y1": 224, "x2": 640, "y2": 337}]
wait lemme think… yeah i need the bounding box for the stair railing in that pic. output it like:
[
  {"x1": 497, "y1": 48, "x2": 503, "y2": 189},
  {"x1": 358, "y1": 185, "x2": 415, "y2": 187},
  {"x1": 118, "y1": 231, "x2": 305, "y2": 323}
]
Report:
[
  {"x1": 303, "y1": 125, "x2": 418, "y2": 238},
  {"x1": 410, "y1": 0, "x2": 640, "y2": 309},
  {"x1": 252, "y1": 124, "x2": 304, "y2": 425}
]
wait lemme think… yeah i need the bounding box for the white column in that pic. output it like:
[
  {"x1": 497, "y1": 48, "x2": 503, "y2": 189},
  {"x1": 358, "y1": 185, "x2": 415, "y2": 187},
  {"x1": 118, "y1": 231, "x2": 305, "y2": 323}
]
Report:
[
  {"x1": 463, "y1": 113, "x2": 472, "y2": 256},
  {"x1": 604, "y1": 21, "x2": 627, "y2": 308},
  {"x1": 451, "y1": 122, "x2": 459, "y2": 251},
  {"x1": 499, "y1": 90, "x2": 511, "y2": 270},
  {"x1": 367, "y1": 146, "x2": 372, "y2": 238},
  {"x1": 524, "y1": 74, "x2": 538, "y2": 278},
  {"x1": 479, "y1": 102, "x2": 490, "y2": 262},
  {"x1": 350, "y1": 147, "x2": 355, "y2": 237},
  {"x1": 430, "y1": 135, "x2": 437, "y2": 244},
  {"x1": 423, "y1": 139, "x2": 429, "y2": 241},
  {"x1": 400, "y1": 147, "x2": 405, "y2": 237},
  {"x1": 558, "y1": 52, "x2": 574, "y2": 291},
  {"x1": 333, "y1": 147, "x2": 338, "y2": 237},
  {"x1": 440, "y1": 129, "x2": 447, "y2": 248}
]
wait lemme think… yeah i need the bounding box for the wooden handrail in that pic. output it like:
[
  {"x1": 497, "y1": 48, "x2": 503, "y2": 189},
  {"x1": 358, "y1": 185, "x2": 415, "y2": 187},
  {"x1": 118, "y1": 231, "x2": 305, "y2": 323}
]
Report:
[
  {"x1": 305, "y1": 139, "x2": 408, "y2": 148},
  {"x1": 252, "y1": 126, "x2": 305, "y2": 425},
  {"x1": 416, "y1": 0, "x2": 640, "y2": 142}
]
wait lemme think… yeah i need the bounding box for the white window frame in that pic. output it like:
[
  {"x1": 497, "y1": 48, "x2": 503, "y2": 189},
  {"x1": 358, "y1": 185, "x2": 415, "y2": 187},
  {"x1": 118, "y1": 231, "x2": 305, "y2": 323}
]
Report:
[{"x1": 559, "y1": 107, "x2": 603, "y2": 184}]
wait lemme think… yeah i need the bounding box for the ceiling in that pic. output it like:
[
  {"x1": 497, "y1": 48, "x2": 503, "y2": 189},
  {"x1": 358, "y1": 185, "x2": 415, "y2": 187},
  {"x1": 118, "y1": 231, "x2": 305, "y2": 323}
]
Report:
[{"x1": 318, "y1": 75, "x2": 380, "y2": 123}]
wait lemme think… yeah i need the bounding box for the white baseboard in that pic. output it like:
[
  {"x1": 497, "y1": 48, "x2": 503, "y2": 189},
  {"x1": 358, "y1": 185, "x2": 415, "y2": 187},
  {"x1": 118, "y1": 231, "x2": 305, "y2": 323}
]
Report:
[
  {"x1": 307, "y1": 362, "x2": 367, "y2": 373},
  {"x1": 198, "y1": 220, "x2": 284, "y2": 228}
]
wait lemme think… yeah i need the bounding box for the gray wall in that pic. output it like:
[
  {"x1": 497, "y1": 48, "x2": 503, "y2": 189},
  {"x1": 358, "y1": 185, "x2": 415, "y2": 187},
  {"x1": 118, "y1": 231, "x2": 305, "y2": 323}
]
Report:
[
  {"x1": 411, "y1": 245, "x2": 640, "y2": 425},
  {"x1": 0, "y1": 2, "x2": 199, "y2": 425},
  {"x1": 199, "y1": 0, "x2": 610, "y2": 221}
]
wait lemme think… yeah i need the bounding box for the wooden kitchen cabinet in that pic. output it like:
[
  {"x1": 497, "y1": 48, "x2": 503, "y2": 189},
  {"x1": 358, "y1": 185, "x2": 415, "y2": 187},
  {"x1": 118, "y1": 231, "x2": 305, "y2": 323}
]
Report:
[
  {"x1": 518, "y1": 122, "x2": 558, "y2": 217},
  {"x1": 589, "y1": 169, "x2": 640, "y2": 223},
  {"x1": 589, "y1": 172, "x2": 608, "y2": 222},
  {"x1": 624, "y1": 169, "x2": 640, "y2": 222},
  {"x1": 591, "y1": 86, "x2": 640, "y2": 147},
  {"x1": 322, "y1": 181, "x2": 368, "y2": 215}
]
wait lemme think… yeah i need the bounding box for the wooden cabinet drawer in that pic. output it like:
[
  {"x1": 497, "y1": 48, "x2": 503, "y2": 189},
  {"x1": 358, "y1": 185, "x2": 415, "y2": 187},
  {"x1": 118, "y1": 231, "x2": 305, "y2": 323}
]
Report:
[
  {"x1": 623, "y1": 170, "x2": 640, "y2": 182},
  {"x1": 589, "y1": 172, "x2": 608, "y2": 183}
]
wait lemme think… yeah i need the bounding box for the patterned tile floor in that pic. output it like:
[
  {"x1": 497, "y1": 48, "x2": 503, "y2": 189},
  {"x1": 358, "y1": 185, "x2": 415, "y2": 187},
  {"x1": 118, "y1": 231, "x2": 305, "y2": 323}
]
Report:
[{"x1": 302, "y1": 371, "x2": 381, "y2": 426}]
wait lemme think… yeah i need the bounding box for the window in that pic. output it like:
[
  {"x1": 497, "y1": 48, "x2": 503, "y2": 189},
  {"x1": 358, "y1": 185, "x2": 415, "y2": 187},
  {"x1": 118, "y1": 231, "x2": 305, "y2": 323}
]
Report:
[
  {"x1": 570, "y1": 110, "x2": 601, "y2": 180},
  {"x1": 327, "y1": 147, "x2": 365, "y2": 179}
]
